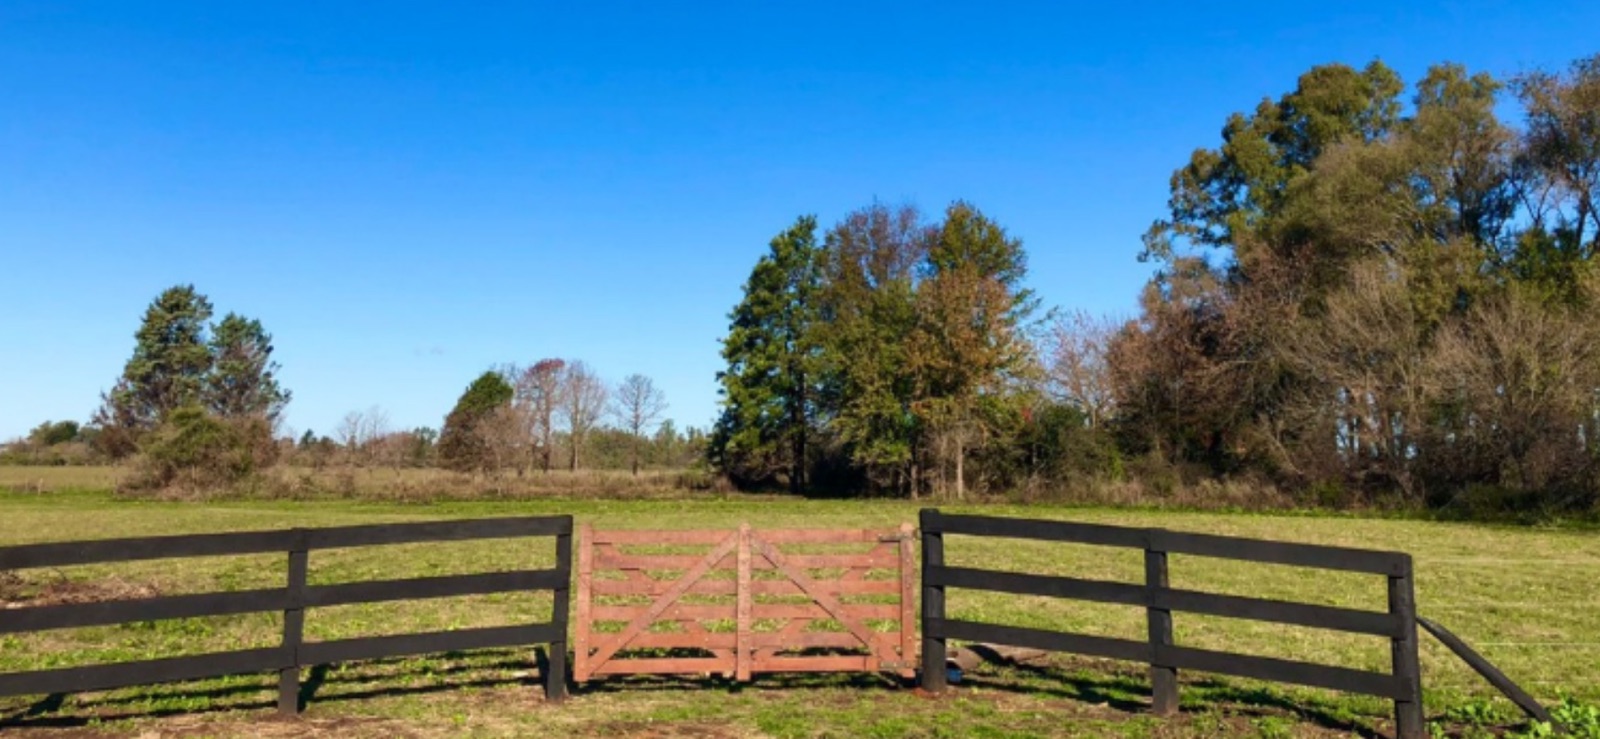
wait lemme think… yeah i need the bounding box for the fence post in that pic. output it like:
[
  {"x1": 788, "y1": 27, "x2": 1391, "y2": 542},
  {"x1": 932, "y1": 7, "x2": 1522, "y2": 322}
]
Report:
[
  {"x1": 1389, "y1": 556, "x2": 1424, "y2": 739},
  {"x1": 546, "y1": 519, "x2": 573, "y2": 702},
  {"x1": 278, "y1": 529, "x2": 308, "y2": 715},
  {"x1": 1144, "y1": 528, "x2": 1178, "y2": 716},
  {"x1": 919, "y1": 508, "x2": 947, "y2": 692},
  {"x1": 736, "y1": 523, "x2": 753, "y2": 681}
]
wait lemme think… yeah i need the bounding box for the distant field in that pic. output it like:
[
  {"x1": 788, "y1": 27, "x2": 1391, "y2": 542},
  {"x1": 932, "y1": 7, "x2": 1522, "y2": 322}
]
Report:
[{"x1": 0, "y1": 486, "x2": 1596, "y2": 736}]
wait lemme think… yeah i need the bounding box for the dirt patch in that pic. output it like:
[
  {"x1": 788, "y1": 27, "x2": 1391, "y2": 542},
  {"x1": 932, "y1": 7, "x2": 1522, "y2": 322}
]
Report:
[
  {"x1": 0, "y1": 573, "x2": 160, "y2": 609},
  {"x1": 587, "y1": 720, "x2": 749, "y2": 738}
]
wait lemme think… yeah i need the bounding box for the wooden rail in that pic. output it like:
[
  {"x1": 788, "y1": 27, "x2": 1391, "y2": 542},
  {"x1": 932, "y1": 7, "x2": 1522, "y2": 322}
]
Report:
[
  {"x1": 919, "y1": 509, "x2": 1426, "y2": 739},
  {"x1": 0, "y1": 516, "x2": 574, "y2": 712}
]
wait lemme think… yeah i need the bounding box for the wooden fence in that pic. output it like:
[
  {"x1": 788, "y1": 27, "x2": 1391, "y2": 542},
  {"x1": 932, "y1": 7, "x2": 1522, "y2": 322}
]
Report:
[
  {"x1": 918, "y1": 509, "x2": 1427, "y2": 739},
  {"x1": 0, "y1": 516, "x2": 573, "y2": 712},
  {"x1": 575, "y1": 523, "x2": 916, "y2": 682}
]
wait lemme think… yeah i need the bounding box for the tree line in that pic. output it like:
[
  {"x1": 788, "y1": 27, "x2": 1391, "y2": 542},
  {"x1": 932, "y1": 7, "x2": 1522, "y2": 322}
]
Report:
[
  {"x1": 708, "y1": 54, "x2": 1600, "y2": 515},
  {"x1": 3, "y1": 285, "x2": 696, "y2": 484}
]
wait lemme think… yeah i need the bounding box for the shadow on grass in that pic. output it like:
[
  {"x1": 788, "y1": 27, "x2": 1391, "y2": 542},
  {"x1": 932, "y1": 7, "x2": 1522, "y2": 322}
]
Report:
[
  {"x1": 0, "y1": 649, "x2": 547, "y2": 730},
  {"x1": 955, "y1": 655, "x2": 1388, "y2": 739}
]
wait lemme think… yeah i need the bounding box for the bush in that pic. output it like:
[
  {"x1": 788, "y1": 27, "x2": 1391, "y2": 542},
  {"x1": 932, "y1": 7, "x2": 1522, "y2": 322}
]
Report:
[{"x1": 123, "y1": 407, "x2": 277, "y2": 493}]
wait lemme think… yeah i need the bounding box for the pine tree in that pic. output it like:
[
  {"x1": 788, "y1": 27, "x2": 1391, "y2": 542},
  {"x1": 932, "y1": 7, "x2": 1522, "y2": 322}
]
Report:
[{"x1": 711, "y1": 215, "x2": 822, "y2": 492}]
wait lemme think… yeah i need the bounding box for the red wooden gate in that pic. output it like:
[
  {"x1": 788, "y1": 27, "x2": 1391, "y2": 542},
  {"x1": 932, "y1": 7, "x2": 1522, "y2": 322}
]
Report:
[{"x1": 574, "y1": 523, "x2": 916, "y2": 682}]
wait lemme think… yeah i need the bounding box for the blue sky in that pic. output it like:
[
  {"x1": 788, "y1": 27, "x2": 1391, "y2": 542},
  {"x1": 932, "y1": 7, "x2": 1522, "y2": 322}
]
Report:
[{"x1": 2, "y1": 1, "x2": 1596, "y2": 441}]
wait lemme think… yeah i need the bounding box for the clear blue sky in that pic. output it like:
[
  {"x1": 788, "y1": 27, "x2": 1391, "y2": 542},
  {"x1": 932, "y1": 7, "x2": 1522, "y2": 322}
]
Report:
[{"x1": 2, "y1": 1, "x2": 1595, "y2": 441}]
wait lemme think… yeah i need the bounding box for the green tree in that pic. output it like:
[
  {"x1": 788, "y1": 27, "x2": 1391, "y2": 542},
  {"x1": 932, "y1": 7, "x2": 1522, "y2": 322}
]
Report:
[
  {"x1": 93, "y1": 285, "x2": 216, "y2": 454},
  {"x1": 711, "y1": 215, "x2": 823, "y2": 491},
  {"x1": 438, "y1": 371, "x2": 515, "y2": 472},
  {"x1": 813, "y1": 204, "x2": 928, "y2": 494},
  {"x1": 206, "y1": 313, "x2": 291, "y2": 423},
  {"x1": 908, "y1": 202, "x2": 1037, "y2": 498}
]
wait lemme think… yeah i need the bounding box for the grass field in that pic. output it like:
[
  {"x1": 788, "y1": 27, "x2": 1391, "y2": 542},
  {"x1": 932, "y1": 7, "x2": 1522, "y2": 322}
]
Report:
[{"x1": 0, "y1": 481, "x2": 1597, "y2": 737}]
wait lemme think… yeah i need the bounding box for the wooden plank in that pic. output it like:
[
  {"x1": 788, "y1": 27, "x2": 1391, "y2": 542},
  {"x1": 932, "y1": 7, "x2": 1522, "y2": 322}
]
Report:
[
  {"x1": 932, "y1": 619, "x2": 1150, "y2": 663},
  {"x1": 548, "y1": 528, "x2": 572, "y2": 702},
  {"x1": 0, "y1": 647, "x2": 286, "y2": 698},
  {"x1": 758, "y1": 529, "x2": 894, "y2": 544},
  {"x1": 589, "y1": 658, "x2": 729, "y2": 675},
  {"x1": 899, "y1": 522, "x2": 916, "y2": 674},
  {"x1": 924, "y1": 511, "x2": 1147, "y2": 549},
  {"x1": 750, "y1": 535, "x2": 879, "y2": 651},
  {"x1": 929, "y1": 565, "x2": 1145, "y2": 606},
  {"x1": 595, "y1": 552, "x2": 731, "y2": 570},
  {"x1": 920, "y1": 510, "x2": 947, "y2": 692},
  {"x1": 750, "y1": 633, "x2": 896, "y2": 650},
  {"x1": 304, "y1": 569, "x2": 564, "y2": 608},
  {"x1": 1157, "y1": 644, "x2": 1402, "y2": 699},
  {"x1": 1146, "y1": 545, "x2": 1178, "y2": 717},
  {"x1": 0, "y1": 587, "x2": 288, "y2": 634},
  {"x1": 575, "y1": 523, "x2": 596, "y2": 682},
  {"x1": 588, "y1": 577, "x2": 737, "y2": 597},
  {"x1": 298, "y1": 623, "x2": 560, "y2": 665},
  {"x1": 749, "y1": 656, "x2": 875, "y2": 673},
  {"x1": 1152, "y1": 530, "x2": 1408, "y2": 576},
  {"x1": 736, "y1": 524, "x2": 752, "y2": 681},
  {"x1": 584, "y1": 531, "x2": 741, "y2": 668},
  {"x1": 613, "y1": 632, "x2": 738, "y2": 650},
  {"x1": 305, "y1": 516, "x2": 570, "y2": 550},
  {"x1": 751, "y1": 579, "x2": 899, "y2": 596},
  {"x1": 0, "y1": 529, "x2": 293, "y2": 569},
  {"x1": 1416, "y1": 616, "x2": 1551, "y2": 725},
  {"x1": 587, "y1": 530, "x2": 731, "y2": 545},
  {"x1": 1156, "y1": 588, "x2": 1401, "y2": 637},
  {"x1": 279, "y1": 540, "x2": 307, "y2": 715}
]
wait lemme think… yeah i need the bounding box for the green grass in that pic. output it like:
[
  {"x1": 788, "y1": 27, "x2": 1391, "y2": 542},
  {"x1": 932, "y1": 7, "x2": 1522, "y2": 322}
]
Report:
[{"x1": 1, "y1": 488, "x2": 1596, "y2": 737}]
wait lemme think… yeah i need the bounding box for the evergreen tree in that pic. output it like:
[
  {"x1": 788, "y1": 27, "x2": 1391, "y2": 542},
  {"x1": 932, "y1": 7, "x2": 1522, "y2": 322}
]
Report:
[
  {"x1": 206, "y1": 313, "x2": 291, "y2": 422},
  {"x1": 711, "y1": 215, "x2": 822, "y2": 491},
  {"x1": 438, "y1": 371, "x2": 515, "y2": 472}
]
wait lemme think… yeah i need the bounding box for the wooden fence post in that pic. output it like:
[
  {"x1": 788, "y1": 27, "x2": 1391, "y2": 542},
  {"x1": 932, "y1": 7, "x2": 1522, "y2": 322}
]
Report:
[
  {"x1": 546, "y1": 521, "x2": 573, "y2": 702},
  {"x1": 278, "y1": 529, "x2": 308, "y2": 715},
  {"x1": 1145, "y1": 529, "x2": 1178, "y2": 716},
  {"x1": 736, "y1": 523, "x2": 753, "y2": 681},
  {"x1": 1389, "y1": 556, "x2": 1424, "y2": 739},
  {"x1": 919, "y1": 509, "x2": 946, "y2": 692}
]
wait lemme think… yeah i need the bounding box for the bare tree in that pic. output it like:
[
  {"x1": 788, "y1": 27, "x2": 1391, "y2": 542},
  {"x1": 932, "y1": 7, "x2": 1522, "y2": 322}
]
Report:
[
  {"x1": 512, "y1": 359, "x2": 565, "y2": 473},
  {"x1": 335, "y1": 406, "x2": 390, "y2": 466},
  {"x1": 611, "y1": 373, "x2": 669, "y2": 475},
  {"x1": 1045, "y1": 309, "x2": 1119, "y2": 428},
  {"x1": 556, "y1": 360, "x2": 608, "y2": 471}
]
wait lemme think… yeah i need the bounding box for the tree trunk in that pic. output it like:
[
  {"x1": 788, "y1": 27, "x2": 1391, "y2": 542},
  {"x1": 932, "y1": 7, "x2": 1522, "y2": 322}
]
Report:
[{"x1": 954, "y1": 436, "x2": 965, "y2": 501}]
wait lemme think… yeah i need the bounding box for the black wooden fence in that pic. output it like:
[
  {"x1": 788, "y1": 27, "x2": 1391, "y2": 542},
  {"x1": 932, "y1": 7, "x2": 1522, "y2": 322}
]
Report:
[
  {"x1": 0, "y1": 516, "x2": 573, "y2": 712},
  {"x1": 918, "y1": 509, "x2": 1427, "y2": 739}
]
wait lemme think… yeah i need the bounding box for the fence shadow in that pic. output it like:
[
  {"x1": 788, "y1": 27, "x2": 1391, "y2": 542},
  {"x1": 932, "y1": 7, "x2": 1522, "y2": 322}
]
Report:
[
  {"x1": 0, "y1": 650, "x2": 549, "y2": 730},
  {"x1": 955, "y1": 655, "x2": 1387, "y2": 739}
]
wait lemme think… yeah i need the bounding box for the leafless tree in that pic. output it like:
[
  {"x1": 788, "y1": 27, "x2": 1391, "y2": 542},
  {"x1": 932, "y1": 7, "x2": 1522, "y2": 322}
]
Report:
[
  {"x1": 611, "y1": 373, "x2": 668, "y2": 475},
  {"x1": 1045, "y1": 309, "x2": 1119, "y2": 428},
  {"x1": 556, "y1": 360, "x2": 608, "y2": 471},
  {"x1": 512, "y1": 359, "x2": 565, "y2": 473},
  {"x1": 336, "y1": 406, "x2": 390, "y2": 466}
]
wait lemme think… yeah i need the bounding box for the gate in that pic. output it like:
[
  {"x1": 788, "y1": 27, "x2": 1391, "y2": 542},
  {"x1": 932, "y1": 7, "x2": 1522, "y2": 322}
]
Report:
[{"x1": 574, "y1": 523, "x2": 916, "y2": 682}]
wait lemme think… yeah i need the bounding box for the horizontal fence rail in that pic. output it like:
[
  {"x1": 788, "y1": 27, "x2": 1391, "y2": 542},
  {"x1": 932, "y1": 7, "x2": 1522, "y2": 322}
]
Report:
[
  {"x1": 919, "y1": 509, "x2": 1425, "y2": 739},
  {"x1": 0, "y1": 515, "x2": 574, "y2": 712}
]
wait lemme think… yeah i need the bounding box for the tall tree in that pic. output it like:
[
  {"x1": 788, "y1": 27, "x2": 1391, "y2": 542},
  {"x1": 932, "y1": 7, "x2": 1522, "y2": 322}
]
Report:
[
  {"x1": 907, "y1": 202, "x2": 1037, "y2": 498},
  {"x1": 512, "y1": 359, "x2": 565, "y2": 473},
  {"x1": 611, "y1": 373, "x2": 668, "y2": 476},
  {"x1": 556, "y1": 360, "x2": 607, "y2": 471},
  {"x1": 1515, "y1": 54, "x2": 1600, "y2": 259},
  {"x1": 206, "y1": 313, "x2": 291, "y2": 423},
  {"x1": 438, "y1": 371, "x2": 514, "y2": 472},
  {"x1": 813, "y1": 204, "x2": 930, "y2": 494},
  {"x1": 712, "y1": 215, "x2": 823, "y2": 492},
  {"x1": 95, "y1": 285, "x2": 216, "y2": 449}
]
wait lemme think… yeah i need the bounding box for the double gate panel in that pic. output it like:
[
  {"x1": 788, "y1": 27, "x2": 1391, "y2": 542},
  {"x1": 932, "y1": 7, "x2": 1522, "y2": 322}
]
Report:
[{"x1": 575, "y1": 523, "x2": 915, "y2": 682}]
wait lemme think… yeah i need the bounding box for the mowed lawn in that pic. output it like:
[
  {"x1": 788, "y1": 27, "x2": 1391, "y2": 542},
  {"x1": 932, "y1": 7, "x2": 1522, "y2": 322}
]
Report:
[{"x1": 0, "y1": 487, "x2": 1596, "y2": 737}]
